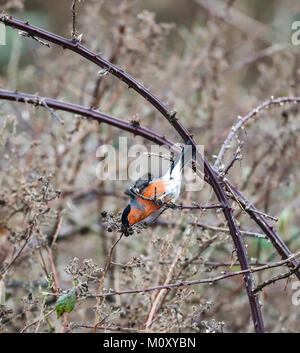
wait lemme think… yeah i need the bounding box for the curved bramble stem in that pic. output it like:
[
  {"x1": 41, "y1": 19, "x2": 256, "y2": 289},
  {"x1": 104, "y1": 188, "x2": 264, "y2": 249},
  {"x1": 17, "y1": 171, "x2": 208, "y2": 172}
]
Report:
[
  {"x1": 214, "y1": 97, "x2": 300, "y2": 168},
  {"x1": 0, "y1": 16, "x2": 294, "y2": 265},
  {"x1": 2, "y1": 87, "x2": 299, "y2": 280},
  {"x1": 0, "y1": 90, "x2": 265, "y2": 331},
  {"x1": 0, "y1": 89, "x2": 174, "y2": 149},
  {"x1": 226, "y1": 181, "x2": 300, "y2": 279},
  {"x1": 0, "y1": 15, "x2": 172, "y2": 120},
  {"x1": 0, "y1": 15, "x2": 267, "y2": 331}
]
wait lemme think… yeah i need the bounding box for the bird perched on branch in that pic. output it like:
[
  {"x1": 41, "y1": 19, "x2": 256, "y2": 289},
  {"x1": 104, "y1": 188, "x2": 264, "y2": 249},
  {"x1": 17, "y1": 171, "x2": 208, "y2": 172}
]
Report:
[{"x1": 121, "y1": 143, "x2": 194, "y2": 236}]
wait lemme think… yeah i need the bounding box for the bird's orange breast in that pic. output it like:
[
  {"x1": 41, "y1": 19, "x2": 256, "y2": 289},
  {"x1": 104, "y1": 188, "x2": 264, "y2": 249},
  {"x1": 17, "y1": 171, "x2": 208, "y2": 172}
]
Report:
[
  {"x1": 142, "y1": 180, "x2": 167, "y2": 199},
  {"x1": 128, "y1": 180, "x2": 169, "y2": 225}
]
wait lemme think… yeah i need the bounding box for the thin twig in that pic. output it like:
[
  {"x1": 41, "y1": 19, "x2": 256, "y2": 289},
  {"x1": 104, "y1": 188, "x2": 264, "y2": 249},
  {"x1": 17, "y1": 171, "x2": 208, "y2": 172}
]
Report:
[
  {"x1": 3, "y1": 15, "x2": 298, "y2": 332},
  {"x1": 144, "y1": 247, "x2": 183, "y2": 329},
  {"x1": 129, "y1": 188, "x2": 222, "y2": 210},
  {"x1": 0, "y1": 219, "x2": 36, "y2": 280},
  {"x1": 71, "y1": 0, "x2": 79, "y2": 42},
  {"x1": 194, "y1": 221, "x2": 266, "y2": 239},
  {"x1": 247, "y1": 208, "x2": 278, "y2": 222},
  {"x1": 222, "y1": 149, "x2": 242, "y2": 176},
  {"x1": 74, "y1": 323, "x2": 154, "y2": 333},
  {"x1": 18, "y1": 30, "x2": 50, "y2": 47},
  {"x1": 253, "y1": 262, "x2": 300, "y2": 294},
  {"x1": 20, "y1": 308, "x2": 56, "y2": 333},
  {"x1": 50, "y1": 213, "x2": 63, "y2": 248},
  {"x1": 0, "y1": 89, "x2": 175, "y2": 150},
  {"x1": 41, "y1": 98, "x2": 64, "y2": 124},
  {"x1": 93, "y1": 234, "x2": 123, "y2": 332},
  {"x1": 0, "y1": 17, "x2": 296, "y2": 286},
  {"x1": 88, "y1": 251, "x2": 300, "y2": 298},
  {"x1": 215, "y1": 97, "x2": 300, "y2": 168},
  {"x1": 223, "y1": 43, "x2": 290, "y2": 73},
  {"x1": 226, "y1": 181, "x2": 300, "y2": 280}
]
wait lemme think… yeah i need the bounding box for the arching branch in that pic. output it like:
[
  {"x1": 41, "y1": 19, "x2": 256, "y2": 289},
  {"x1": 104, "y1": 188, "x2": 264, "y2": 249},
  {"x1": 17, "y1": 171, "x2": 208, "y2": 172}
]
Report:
[
  {"x1": 0, "y1": 15, "x2": 284, "y2": 332},
  {"x1": 215, "y1": 97, "x2": 300, "y2": 168}
]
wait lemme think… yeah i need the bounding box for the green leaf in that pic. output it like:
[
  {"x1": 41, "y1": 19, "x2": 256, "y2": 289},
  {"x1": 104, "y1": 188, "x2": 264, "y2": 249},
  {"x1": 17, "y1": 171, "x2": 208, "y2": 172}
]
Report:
[{"x1": 55, "y1": 289, "x2": 77, "y2": 319}]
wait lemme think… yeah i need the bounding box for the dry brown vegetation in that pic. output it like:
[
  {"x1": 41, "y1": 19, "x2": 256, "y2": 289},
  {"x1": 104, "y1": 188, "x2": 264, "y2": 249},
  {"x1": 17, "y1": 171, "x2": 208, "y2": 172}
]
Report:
[{"x1": 0, "y1": 0, "x2": 300, "y2": 333}]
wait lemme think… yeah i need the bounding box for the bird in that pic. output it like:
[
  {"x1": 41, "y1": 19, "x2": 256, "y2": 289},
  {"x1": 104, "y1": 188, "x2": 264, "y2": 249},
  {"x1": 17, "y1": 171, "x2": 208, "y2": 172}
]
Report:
[{"x1": 121, "y1": 142, "x2": 194, "y2": 236}]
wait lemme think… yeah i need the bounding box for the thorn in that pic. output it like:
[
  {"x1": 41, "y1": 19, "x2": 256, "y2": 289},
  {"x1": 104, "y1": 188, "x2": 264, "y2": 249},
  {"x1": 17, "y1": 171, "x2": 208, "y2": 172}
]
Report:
[
  {"x1": 169, "y1": 111, "x2": 177, "y2": 122},
  {"x1": 25, "y1": 21, "x2": 29, "y2": 25}
]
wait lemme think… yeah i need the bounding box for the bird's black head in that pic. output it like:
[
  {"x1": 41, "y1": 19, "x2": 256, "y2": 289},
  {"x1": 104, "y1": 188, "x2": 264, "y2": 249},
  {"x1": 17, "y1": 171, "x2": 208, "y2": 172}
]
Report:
[{"x1": 121, "y1": 204, "x2": 131, "y2": 236}]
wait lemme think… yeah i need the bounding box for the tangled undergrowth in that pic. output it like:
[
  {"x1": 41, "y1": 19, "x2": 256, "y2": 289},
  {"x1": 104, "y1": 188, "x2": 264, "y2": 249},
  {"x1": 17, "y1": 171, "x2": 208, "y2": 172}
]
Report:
[{"x1": 0, "y1": 0, "x2": 300, "y2": 333}]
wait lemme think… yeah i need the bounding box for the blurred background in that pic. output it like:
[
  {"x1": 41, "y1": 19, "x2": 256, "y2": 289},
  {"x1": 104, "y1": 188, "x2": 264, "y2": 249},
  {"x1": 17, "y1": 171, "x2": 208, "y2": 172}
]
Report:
[{"x1": 0, "y1": 0, "x2": 300, "y2": 333}]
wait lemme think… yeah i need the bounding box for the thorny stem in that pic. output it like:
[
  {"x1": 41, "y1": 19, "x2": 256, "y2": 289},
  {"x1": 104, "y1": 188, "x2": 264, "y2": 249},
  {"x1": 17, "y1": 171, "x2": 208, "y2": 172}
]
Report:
[
  {"x1": 0, "y1": 97, "x2": 263, "y2": 331},
  {"x1": 0, "y1": 15, "x2": 171, "y2": 119},
  {"x1": 0, "y1": 15, "x2": 296, "y2": 281},
  {"x1": 214, "y1": 97, "x2": 300, "y2": 168},
  {"x1": 1, "y1": 15, "x2": 299, "y2": 331},
  {"x1": 88, "y1": 250, "x2": 300, "y2": 298},
  {"x1": 204, "y1": 159, "x2": 265, "y2": 331},
  {"x1": 2, "y1": 85, "x2": 297, "y2": 285},
  {"x1": 253, "y1": 262, "x2": 300, "y2": 294},
  {"x1": 93, "y1": 235, "x2": 123, "y2": 332},
  {"x1": 0, "y1": 86, "x2": 296, "y2": 331},
  {"x1": 246, "y1": 208, "x2": 278, "y2": 222},
  {"x1": 226, "y1": 182, "x2": 300, "y2": 280},
  {"x1": 0, "y1": 89, "x2": 174, "y2": 149}
]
